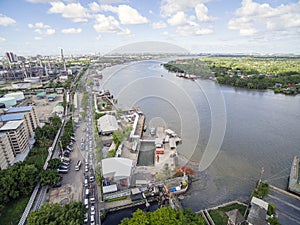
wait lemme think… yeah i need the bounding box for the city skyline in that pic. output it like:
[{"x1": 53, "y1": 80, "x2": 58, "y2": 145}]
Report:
[{"x1": 0, "y1": 0, "x2": 300, "y2": 56}]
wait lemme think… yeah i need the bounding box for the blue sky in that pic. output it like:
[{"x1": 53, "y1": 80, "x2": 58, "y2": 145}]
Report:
[{"x1": 0, "y1": 0, "x2": 300, "y2": 55}]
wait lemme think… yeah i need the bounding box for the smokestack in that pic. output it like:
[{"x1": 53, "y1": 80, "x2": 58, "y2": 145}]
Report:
[{"x1": 61, "y1": 48, "x2": 66, "y2": 71}]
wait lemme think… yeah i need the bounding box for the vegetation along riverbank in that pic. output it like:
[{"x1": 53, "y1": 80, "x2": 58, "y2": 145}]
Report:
[{"x1": 164, "y1": 56, "x2": 300, "y2": 95}]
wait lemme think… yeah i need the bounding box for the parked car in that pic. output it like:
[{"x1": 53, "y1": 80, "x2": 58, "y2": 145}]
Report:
[{"x1": 52, "y1": 181, "x2": 62, "y2": 188}]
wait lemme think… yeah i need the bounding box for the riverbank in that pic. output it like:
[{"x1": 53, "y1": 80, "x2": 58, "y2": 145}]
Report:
[{"x1": 163, "y1": 57, "x2": 300, "y2": 95}]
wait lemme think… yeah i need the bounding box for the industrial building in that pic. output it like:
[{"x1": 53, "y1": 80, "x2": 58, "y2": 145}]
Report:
[
  {"x1": 0, "y1": 120, "x2": 29, "y2": 155},
  {"x1": 0, "y1": 133, "x2": 14, "y2": 170},
  {"x1": 102, "y1": 157, "x2": 133, "y2": 189},
  {"x1": 97, "y1": 114, "x2": 119, "y2": 135}
]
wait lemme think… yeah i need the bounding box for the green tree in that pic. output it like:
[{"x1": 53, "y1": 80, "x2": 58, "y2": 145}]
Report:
[
  {"x1": 120, "y1": 207, "x2": 205, "y2": 225},
  {"x1": 41, "y1": 169, "x2": 61, "y2": 186},
  {"x1": 47, "y1": 158, "x2": 62, "y2": 170},
  {"x1": 27, "y1": 202, "x2": 85, "y2": 225}
]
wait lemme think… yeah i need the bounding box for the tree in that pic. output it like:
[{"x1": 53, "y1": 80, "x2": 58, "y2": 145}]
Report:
[
  {"x1": 41, "y1": 169, "x2": 61, "y2": 186},
  {"x1": 47, "y1": 158, "x2": 62, "y2": 170},
  {"x1": 27, "y1": 202, "x2": 85, "y2": 225},
  {"x1": 120, "y1": 207, "x2": 205, "y2": 225}
]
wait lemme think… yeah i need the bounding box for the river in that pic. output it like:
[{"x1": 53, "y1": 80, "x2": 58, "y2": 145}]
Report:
[{"x1": 99, "y1": 59, "x2": 300, "y2": 224}]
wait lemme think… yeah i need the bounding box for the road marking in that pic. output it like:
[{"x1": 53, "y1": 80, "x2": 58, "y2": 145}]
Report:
[{"x1": 268, "y1": 194, "x2": 300, "y2": 211}]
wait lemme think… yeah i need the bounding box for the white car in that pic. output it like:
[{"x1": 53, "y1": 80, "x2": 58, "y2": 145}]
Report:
[{"x1": 91, "y1": 205, "x2": 95, "y2": 215}]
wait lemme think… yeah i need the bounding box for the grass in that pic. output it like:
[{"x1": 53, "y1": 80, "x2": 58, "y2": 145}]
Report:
[
  {"x1": 209, "y1": 209, "x2": 228, "y2": 225},
  {"x1": 0, "y1": 196, "x2": 30, "y2": 225},
  {"x1": 105, "y1": 196, "x2": 127, "y2": 202},
  {"x1": 209, "y1": 203, "x2": 247, "y2": 225}
]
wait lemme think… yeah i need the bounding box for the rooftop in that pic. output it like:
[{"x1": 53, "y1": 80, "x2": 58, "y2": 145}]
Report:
[
  {"x1": 6, "y1": 106, "x2": 33, "y2": 113},
  {"x1": 0, "y1": 120, "x2": 24, "y2": 131},
  {"x1": 97, "y1": 114, "x2": 119, "y2": 133},
  {"x1": 102, "y1": 157, "x2": 133, "y2": 180},
  {"x1": 0, "y1": 113, "x2": 25, "y2": 122}
]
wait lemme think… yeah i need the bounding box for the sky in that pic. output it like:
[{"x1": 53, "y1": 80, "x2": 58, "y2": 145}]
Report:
[{"x1": 0, "y1": 0, "x2": 300, "y2": 56}]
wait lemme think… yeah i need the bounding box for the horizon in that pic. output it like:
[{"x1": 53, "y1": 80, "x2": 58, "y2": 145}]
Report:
[{"x1": 1, "y1": 0, "x2": 300, "y2": 55}]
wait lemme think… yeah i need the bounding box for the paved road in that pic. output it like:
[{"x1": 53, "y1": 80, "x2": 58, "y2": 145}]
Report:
[{"x1": 265, "y1": 188, "x2": 300, "y2": 225}]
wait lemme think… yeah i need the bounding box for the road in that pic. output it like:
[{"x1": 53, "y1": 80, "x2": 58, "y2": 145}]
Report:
[{"x1": 265, "y1": 187, "x2": 300, "y2": 225}]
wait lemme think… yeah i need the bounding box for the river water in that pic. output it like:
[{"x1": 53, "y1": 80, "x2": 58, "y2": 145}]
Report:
[{"x1": 99, "y1": 59, "x2": 300, "y2": 224}]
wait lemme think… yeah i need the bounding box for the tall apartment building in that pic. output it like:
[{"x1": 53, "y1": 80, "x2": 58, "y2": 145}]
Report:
[
  {"x1": 0, "y1": 113, "x2": 35, "y2": 138},
  {"x1": 5, "y1": 106, "x2": 39, "y2": 132},
  {"x1": 0, "y1": 120, "x2": 29, "y2": 155},
  {"x1": 0, "y1": 133, "x2": 14, "y2": 170}
]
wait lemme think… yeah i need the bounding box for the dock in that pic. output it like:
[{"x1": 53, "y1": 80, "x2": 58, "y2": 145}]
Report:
[{"x1": 288, "y1": 156, "x2": 300, "y2": 195}]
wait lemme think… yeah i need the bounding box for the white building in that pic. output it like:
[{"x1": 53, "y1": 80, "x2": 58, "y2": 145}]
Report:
[
  {"x1": 102, "y1": 157, "x2": 133, "y2": 188},
  {"x1": 97, "y1": 114, "x2": 119, "y2": 135}
]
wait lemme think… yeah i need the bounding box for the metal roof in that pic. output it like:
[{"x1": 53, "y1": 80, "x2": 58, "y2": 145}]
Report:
[
  {"x1": 0, "y1": 113, "x2": 25, "y2": 122},
  {"x1": 102, "y1": 157, "x2": 133, "y2": 179},
  {"x1": 6, "y1": 106, "x2": 32, "y2": 113},
  {"x1": 0, "y1": 120, "x2": 24, "y2": 130}
]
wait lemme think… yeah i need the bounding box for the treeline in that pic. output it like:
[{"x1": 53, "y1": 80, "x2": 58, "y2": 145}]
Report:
[
  {"x1": 0, "y1": 116, "x2": 62, "y2": 213},
  {"x1": 120, "y1": 207, "x2": 206, "y2": 225},
  {"x1": 216, "y1": 74, "x2": 300, "y2": 90},
  {"x1": 60, "y1": 118, "x2": 73, "y2": 148},
  {"x1": 27, "y1": 202, "x2": 85, "y2": 225}
]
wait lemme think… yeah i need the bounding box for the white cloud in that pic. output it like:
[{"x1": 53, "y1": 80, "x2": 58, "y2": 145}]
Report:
[
  {"x1": 195, "y1": 3, "x2": 216, "y2": 22},
  {"x1": 101, "y1": 4, "x2": 148, "y2": 25},
  {"x1": 160, "y1": 0, "x2": 210, "y2": 17},
  {"x1": 93, "y1": 14, "x2": 121, "y2": 32},
  {"x1": 89, "y1": 2, "x2": 101, "y2": 12},
  {"x1": 0, "y1": 37, "x2": 6, "y2": 42},
  {"x1": 48, "y1": 1, "x2": 89, "y2": 22},
  {"x1": 96, "y1": 34, "x2": 102, "y2": 40},
  {"x1": 176, "y1": 25, "x2": 213, "y2": 36},
  {"x1": 152, "y1": 21, "x2": 167, "y2": 29},
  {"x1": 34, "y1": 36, "x2": 42, "y2": 40},
  {"x1": 0, "y1": 14, "x2": 16, "y2": 26},
  {"x1": 28, "y1": 22, "x2": 55, "y2": 35},
  {"x1": 167, "y1": 11, "x2": 188, "y2": 26},
  {"x1": 228, "y1": 0, "x2": 300, "y2": 36},
  {"x1": 61, "y1": 28, "x2": 82, "y2": 34}
]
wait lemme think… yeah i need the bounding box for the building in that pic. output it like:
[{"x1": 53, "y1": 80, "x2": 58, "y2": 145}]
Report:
[
  {"x1": 97, "y1": 114, "x2": 119, "y2": 135},
  {"x1": 48, "y1": 93, "x2": 57, "y2": 101},
  {"x1": 0, "y1": 113, "x2": 35, "y2": 138},
  {"x1": 4, "y1": 91, "x2": 25, "y2": 102},
  {"x1": 5, "y1": 52, "x2": 17, "y2": 63},
  {"x1": 52, "y1": 102, "x2": 64, "y2": 117},
  {"x1": 0, "y1": 133, "x2": 14, "y2": 169},
  {"x1": 0, "y1": 120, "x2": 29, "y2": 155},
  {"x1": 0, "y1": 97, "x2": 17, "y2": 107},
  {"x1": 102, "y1": 157, "x2": 133, "y2": 188},
  {"x1": 247, "y1": 196, "x2": 268, "y2": 225},
  {"x1": 226, "y1": 209, "x2": 245, "y2": 225},
  {"x1": 5, "y1": 106, "x2": 39, "y2": 132}
]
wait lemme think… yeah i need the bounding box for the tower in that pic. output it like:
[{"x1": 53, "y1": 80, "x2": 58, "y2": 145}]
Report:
[{"x1": 61, "y1": 49, "x2": 66, "y2": 71}]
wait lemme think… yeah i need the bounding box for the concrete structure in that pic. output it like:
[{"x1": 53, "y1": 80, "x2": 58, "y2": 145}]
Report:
[
  {"x1": 52, "y1": 102, "x2": 64, "y2": 117},
  {"x1": 48, "y1": 93, "x2": 57, "y2": 101},
  {"x1": 0, "y1": 97, "x2": 17, "y2": 107},
  {"x1": 36, "y1": 92, "x2": 46, "y2": 98},
  {"x1": 247, "y1": 196, "x2": 268, "y2": 225},
  {"x1": 0, "y1": 133, "x2": 14, "y2": 169},
  {"x1": 0, "y1": 120, "x2": 29, "y2": 155},
  {"x1": 102, "y1": 157, "x2": 133, "y2": 188},
  {"x1": 4, "y1": 91, "x2": 25, "y2": 101},
  {"x1": 97, "y1": 114, "x2": 119, "y2": 135},
  {"x1": 5, "y1": 106, "x2": 39, "y2": 133},
  {"x1": 0, "y1": 113, "x2": 35, "y2": 138},
  {"x1": 288, "y1": 156, "x2": 300, "y2": 195},
  {"x1": 226, "y1": 209, "x2": 245, "y2": 225}
]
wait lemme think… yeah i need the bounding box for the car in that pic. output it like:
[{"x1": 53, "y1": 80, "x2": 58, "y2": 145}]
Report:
[
  {"x1": 91, "y1": 205, "x2": 95, "y2": 215},
  {"x1": 90, "y1": 197, "x2": 95, "y2": 204},
  {"x1": 59, "y1": 165, "x2": 69, "y2": 170},
  {"x1": 52, "y1": 181, "x2": 62, "y2": 188},
  {"x1": 84, "y1": 179, "x2": 88, "y2": 187},
  {"x1": 85, "y1": 165, "x2": 89, "y2": 172},
  {"x1": 89, "y1": 176, "x2": 95, "y2": 182},
  {"x1": 84, "y1": 213, "x2": 88, "y2": 223}
]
